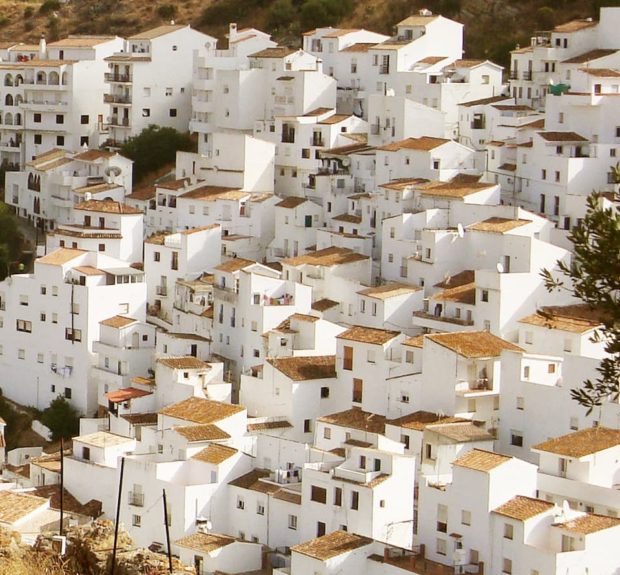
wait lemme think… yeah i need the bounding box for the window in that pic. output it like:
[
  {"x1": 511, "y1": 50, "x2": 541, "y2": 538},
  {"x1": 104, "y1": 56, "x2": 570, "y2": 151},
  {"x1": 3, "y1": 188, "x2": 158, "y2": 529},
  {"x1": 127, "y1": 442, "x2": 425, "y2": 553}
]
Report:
[
  {"x1": 548, "y1": 363, "x2": 556, "y2": 374},
  {"x1": 516, "y1": 396, "x2": 524, "y2": 410},
  {"x1": 320, "y1": 386, "x2": 330, "y2": 399},
  {"x1": 504, "y1": 523, "x2": 514, "y2": 540},
  {"x1": 236, "y1": 496, "x2": 245, "y2": 510},
  {"x1": 34, "y1": 134, "x2": 42, "y2": 144},
  {"x1": 353, "y1": 378, "x2": 363, "y2": 403},
  {"x1": 359, "y1": 455, "x2": 366, "y2": 469},
  {"x1": 18, "y1": 348, "x2": 25, "y2": 360},
  {"x1": 510, "y1": 431, "x2": 523, "y2": 447},
  {"x1": 367, "y1": 350, "x2": 375, "y2": 363},
  {"x1": 165, "y1": 87, "x2": 173, "y2": 96},
  {"x1": 16, "y1": 319, "x2": 32, "y2": 332},
  {"x1": 350, "y1": 490, "x2": 359, "y2": 510},
  {"x1": 304, "y1": 419, "x2": 312, "y2": 433},
  {"x1": 169, "y1": 108, "x2": 177, "y2": 117},
  {"x1": 65, "y1": 328, "x2": 82, "y2": 342},
  {"x1": 405, "y1": 350, "x2": 414, "y2": 364},
  {"x1": 481, "y1": 289, "x2": 489, "y2": 302},
  {"x1": 80, "y1": 136, "x2": 89, "y2": 147},
  {"x1": 524, "y1": 331, "x2": 533, "y2": 344},
  {"x1": 541, "y1": 169, "x2": 547, "y2": 180},
  {"x1": 288, "y1": 514, "x2": 298, "y2": 530},
  {"x1": 132, "y1": 514, "x2": 141, "y2": 527},
  {"x1": 334, "y1": 487, "x2": 342, "y2": 506},
  {"x1": 502, "y1": 558, "x2": 512, "y2": 574},
  {"x1": 569, "y1": 416, "x2": 578, "y2": 431},
  {"x1": 461, "y1": 510, "x2": 471, "y2": 526},
  {"x1": 80, "y1": 115, "x2": 89, "y2": 124},
  {"x1": 34, "y1": 113, "x2": 41, "y2": 123},
  {"x1": 301, "y1": 148, "x2": 310, "y2": 159},
  {"x1": 64, "y1": 387, "x2": 72, "y2": 399},
  {"x1": 98, "y1": 243, "x2": 105, "y2": 252},
  {"x1": 19, "y1": 295, "x2": 28, "y2": 306},
  {"x1": 142, "y1": 108, "x2": 150, "y2": 117},
  {"x1": 343, "y1": 346, "x2": 353, "y2": 370},
  {"x1": 311, "y1": 485, "x2": 327, "y2": 503},
  {"x1": 436, "y1": 538, "x2": 446, "y2": 556},
  {"x1": 52, "y1": 313, "x2": 58, "y2": 324},
  {"x1": 56, "y1": 114, "x2": 64, "y2": 124},
  {"x1": 152, "y1": 251, "x2": 160, "y2": 262},
  {"x1": 256, "y1": 502, "x2": 265, "y2": 515},
  {"x1": 323, "y1": 427, "x2": 331, "y2": 439},
  {"x1": 56, "y1": 135, "x2": 65, "y2": 146}
]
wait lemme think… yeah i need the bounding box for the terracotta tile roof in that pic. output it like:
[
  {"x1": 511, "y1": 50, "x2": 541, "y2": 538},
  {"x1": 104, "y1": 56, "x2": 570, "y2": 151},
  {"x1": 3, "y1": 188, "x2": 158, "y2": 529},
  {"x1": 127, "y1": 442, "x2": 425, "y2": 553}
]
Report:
[
  {"x1": 106, "y1": 387, "x2": 151, "y2": 403},
  {"x1": 402, "y1": 335, "x2": 425, "y2": 348},
  {"x1": 434, "y1": 270, "x2": 475, "y2": 289},
  {"x1": 460, "y1": 95, "x2": 512, "y2": 108},
  {"x1": 429, "y1": 422, "x2": 494, "y2": 442},
  {"x1": 74, "y1": 200, "x2": 142, "y2": 214},
  {"x1": 532, "y1": 427, "x2": 620, "y2": 458},
  {"x1": 319, "y1": 114, "x2": 352, "y2": 125},
  {"x1": 128, "y1": 24, "x2": 186, "y2": 40},
  {"x1": 229, "y1": 469, "x2": 280, "y2": 493},
  {"x1": 397, "y1": 15, "x2": 439, "y2": 26},
  {"x1": 121, "y1": 413, "x2": 158, "y2": 425},
  {"x1": 156, "y1": 177, "x2": 191, "y2": 191},
  {"x1": 192, "y1": 443, "x2": 238, "y2": 464},
  {"x1": 562, "y1": 49, "x2": 616, "y2": 64},
  {"x1": 492, "y1": 105, "x2": 535, "y2": 112},
  {"x1": 175, "y1": 532, "x2": 235, "y2": 553},
  {"x1": 538, "y1": 131, "x2": 588, "y2": 142},
  {"x1": 157, "y1": 356, "x2": 210, "y2": 370},
  {"x1": 126, "y1": 184, "x2": 155, "y2": 200},
  {"x1": 273, "y1": 489, "x2": 302, "y2": 504},
  {"x1": 100, "y1": 315, "x2": 137, "y2": 328},
  {"x1": 322, "y1": 142, "x2": 373, "y2": 155},
  {"x1": 74, "y1": 265, "x2": 106, "y2": 276},
  {"x1": 377, "y1": 136, "x2": 449, "y2": 152},
  {"x1": 332, "y1": 213, "x2": 362, "y2": 224},
  {"x1": 498, "y1": 163, "x2": 517, "y2": 172},
  {"x1": 419, "y1": 181, "x2": 496, "y2": 199},
  {"x1": 519, "y1": 304, "x2": 605, "y2": 333},
  {"x1": 312, "y1": 298, "x2": 339, "y2": 311},
  {"x1": 493, "y1": 496, "x2": 554, "y2": 521},
  {"x1": 453, "y1": 59, "x2": 485, "y2": 68},
  {"x1": 37, "y1": 248, "x2": 86, "y2": 266},
  {"x1": 467, "y1": 217, "x2": 531, "y2": 233},
  {"x1": 553, "y1": 19, "x2": 597, "y2": 33},
  {"x1": 418, "y1": 56, "x2": 448, "y2": 65},
  {"x1": 249, "y1": 47, "x2": 297, "y2": 58},
  {"x1": 159, "y1": 397, "x2": 244, "y2": 424},
  {"x1": 578, "y1": 67, "x2": 620, "y2": 78},
  {"x1": 179, "y1": 185, "x2": 245, "y2": 201},
  {"x1": 358, "y1": 283, "x2": 421, "y2": 300},
  {"x1": 267, "y1": 355, "x2": 336, "y2": 381},
  {"x1": 337, "y1": 325, "x2": 400, "y2": 345},
  {"x1": 0, "y1": 491, "x2": 48, "y2": 524},
  {"x1": 247, "y1": 420, "x2": 292, "y2": 432},
  {"x1": 73, "y1": 149, "x2": 116, "y2": 162},
  {"x1": 131, "y1": 376, "x2": 155, "y2": 387},
  {"x1": 554, "y1": 513, "x2": 620, "y2": 534},
  {"x1": 32, "y1": 485, "x2": 101, "y2": 517},
  {"x1": 340, "y1": 43, "x2": 376, "y2": 53},
  {"x1": 293, "y1": 530, "x2": 373, "y2": 560},
  {"x1": 452, "y1": 448, "x2": 512, "y2": 472},
  {"x1": 276, "y1": 196, "x2": 307, "y2": 209},
  {"x1": 51, "y1": 228, "x2": 122, "y2": 240},
  {"x1": 388, "y1": 411, "x2": 467, "y2": 430},
  {"x1": 173, "y1": 424, "x2": 230, "y2": 442},
  {"x1": 304, "y1": 107, "x2": 334, "y2": 117},
  {"x1": 427, "y1": 331, "x2": 523, "y2": 358},
  {"x1": 214, "y1": 258, "x2": 256, "y2": 273},
  {"x1": 318, "y1": 408, "x2": 386, "y2": 434},
  {"x1": 290, "y1": 312, "x2": 320, "y2": 323},
  {"x1": 282, "y1": 247, "x2": 368, "y2": 267},
  {"x1": 379, "y1": 177, "x2": 428, "y2": 190},
  {"x1": 434, "y1": 281, "x2": 476, "y2": 305},
  {"x1": 31, "y1": 449, "x2": 71, "y2": 473}
]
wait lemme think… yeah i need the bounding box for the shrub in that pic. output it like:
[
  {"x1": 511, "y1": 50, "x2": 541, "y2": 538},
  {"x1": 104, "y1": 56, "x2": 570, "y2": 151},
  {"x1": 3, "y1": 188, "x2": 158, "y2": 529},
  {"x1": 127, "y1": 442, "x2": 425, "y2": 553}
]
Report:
[
  {"x1": 39, "y1": 0, "x2": 61, "y2": 15},
  {"x1": 24, "y1": 6, "x2": 34, "y2": 19},
  {"x1": 156, "y1": 4, "x2": 176, "y2": 20},
  {"x1": 41, "y1": 396, "x2": 80, "y2": 441}
]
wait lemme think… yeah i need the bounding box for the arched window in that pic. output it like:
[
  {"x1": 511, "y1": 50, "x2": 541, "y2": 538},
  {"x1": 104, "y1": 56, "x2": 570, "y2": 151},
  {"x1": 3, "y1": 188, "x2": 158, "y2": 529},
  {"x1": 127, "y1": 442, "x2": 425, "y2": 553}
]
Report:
[
  {"x1": 4, "y1": 112, "x2": 13, "y2": 125},
  {"x1": 4, "y1": 94, "x2": 13, "y2": 106},
  {"x1": 61, "y1": 71, "x2": 68, "y2": 85},
  {"x1": 36, "y1": 71, "x2": 46, "y2": 85},
  {"x1": 49, "y1": 71, "x2": 60, "y2": 85},
  {"x1": 15, "y1": 74, "x2": 23, "y2": 86},
  {"x1": 4, "y1": 74, "x2": 13, "y2": 86},
  {"x1": 14, "y1": 95, "x2": 23, "y2": 106},
  {"x1": 14, "y1": 113, "x2": 22, "y2": 126}
]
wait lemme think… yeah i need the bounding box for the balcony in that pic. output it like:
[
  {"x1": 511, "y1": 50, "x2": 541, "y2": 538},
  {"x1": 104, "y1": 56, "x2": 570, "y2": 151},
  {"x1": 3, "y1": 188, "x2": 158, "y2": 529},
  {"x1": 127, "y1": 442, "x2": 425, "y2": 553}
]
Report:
[
  {"x1": 379, "y1": 65, "x2": 390, "y2": 75},
  {"x1": 311, "y1": 136, "x2": 324, "y2": 147},
  {"x1": 128, "y1": 491, "x2": 144, "y2": 507},
  {"x1": 109, "y1": 116, "x2": 130, "y2": 128},
  {"x1": 105, "y1": 73, "x2": 132, "y2": 83},
  {"x1": 509, "y1": 71, "x2": 518, "y2": 80},
  {"x1": 156, "y1": 285, "x2": 168, "y2": 296},
  {"x1": 412, "y1": 310, "x2": 475, "y2": 327},
  {"x1": 104, "y1": 93, "x2": 132, "y2": 105},
  {"x1": 213, "y1": 285, "x2": 238, "y2": 304},
  {"x1": 455, "y1": 378, "x2": 495, "y2": 396},
  {"x1": 522, "y1": 71, "x2": 532, "y2": 81}
]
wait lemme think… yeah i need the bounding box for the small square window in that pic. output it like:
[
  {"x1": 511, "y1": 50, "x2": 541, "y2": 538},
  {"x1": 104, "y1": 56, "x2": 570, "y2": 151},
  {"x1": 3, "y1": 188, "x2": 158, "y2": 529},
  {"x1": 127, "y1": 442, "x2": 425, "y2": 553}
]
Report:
[
  {"x1": 169, "y1": 109, "x2": 177, "y2": 117},
  {"x1": 142, "y1": 108, "x2": 150, "y2": 117},
  {"x1": 80, "y1": 115, "x2": 89, "y2": 124},
  {"x1": 34, "y1": 113, "x2": 41, "y2": 123},
  {"x1": 56, "y1": 114, "x2": 64, "y2": 124},
  {"x1": 34, "y1": 134, "x2": 42, "y2": 145},
  {"x1": 56, "y1": 135, "x2": 65, "y2": 146}
]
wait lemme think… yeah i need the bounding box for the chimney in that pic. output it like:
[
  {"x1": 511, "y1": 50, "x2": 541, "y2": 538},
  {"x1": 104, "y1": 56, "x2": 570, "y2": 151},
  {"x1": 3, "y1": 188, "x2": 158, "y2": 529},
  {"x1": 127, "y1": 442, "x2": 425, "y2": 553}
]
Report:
[
  {"x1": 39, "y1": 34, "x2": 46, "y2": 60},
  {"x1": 229, "y1": 22, "x2": 238, "y2": 39}
]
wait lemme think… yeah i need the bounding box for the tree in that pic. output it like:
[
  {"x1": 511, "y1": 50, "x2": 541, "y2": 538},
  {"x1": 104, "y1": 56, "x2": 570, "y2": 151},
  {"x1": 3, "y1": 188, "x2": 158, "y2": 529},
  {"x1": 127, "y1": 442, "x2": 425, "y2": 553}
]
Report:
[
  {"x1": 41, "y1": 396, "x2": 80, "y2": 441},
  {"x1": 120, "y1": 125, "x2": 193, "y2": 184},
  {"x1": 0, "y1": 203, "x2": 24, "y2": 280},
  {"x1": 541, "y1": 192, "x2": 620, "y2": 412}
]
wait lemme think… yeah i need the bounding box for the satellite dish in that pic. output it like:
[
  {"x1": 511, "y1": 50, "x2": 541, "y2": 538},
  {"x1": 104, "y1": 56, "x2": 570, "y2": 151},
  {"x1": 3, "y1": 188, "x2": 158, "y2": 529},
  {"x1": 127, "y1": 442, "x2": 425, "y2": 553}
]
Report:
[
  {"x1": 496, "y1": 262, "x2": 504, "y2": 273},
  {"x1": 105, "y1": 166, "x2": 122, "y2": 177},
  {"x1": 342, "y1": 158, "x2": 350, "y2": 167},
  {"x1": 457, "y1": 223, "x2": 465, "y2": 238}
]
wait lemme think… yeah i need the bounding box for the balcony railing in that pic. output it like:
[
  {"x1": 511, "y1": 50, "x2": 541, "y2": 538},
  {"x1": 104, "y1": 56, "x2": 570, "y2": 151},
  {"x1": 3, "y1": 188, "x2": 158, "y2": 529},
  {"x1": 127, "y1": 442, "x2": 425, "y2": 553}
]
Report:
[
  {"x1": 379, "y1": 65, "x2": 390, "y2": 75},
  {"x1": 104, "y1": 94, "x2": 132, "y2": 104},
  {"x1": 509, "y1": 71, "x2": 518, "y2": 80},
  {"x1": 522, "y1": 71, "x2": 532, "y2": 81},
  {"x1": 105, "y1": 73, "x2": 132, "y2": 83},
  {"x1": 110, "y1": 116, "x2": 130, "y2": 127},
  {"x1": 156, "y1": 285, "x2": 167, "y2": 296}
]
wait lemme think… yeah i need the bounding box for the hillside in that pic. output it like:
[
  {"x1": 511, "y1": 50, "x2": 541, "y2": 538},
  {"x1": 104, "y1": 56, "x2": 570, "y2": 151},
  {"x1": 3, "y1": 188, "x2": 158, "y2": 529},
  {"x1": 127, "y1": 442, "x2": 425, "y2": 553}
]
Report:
[{"x1": 0, "y1": 0, "x2": 617, "y2": 66}]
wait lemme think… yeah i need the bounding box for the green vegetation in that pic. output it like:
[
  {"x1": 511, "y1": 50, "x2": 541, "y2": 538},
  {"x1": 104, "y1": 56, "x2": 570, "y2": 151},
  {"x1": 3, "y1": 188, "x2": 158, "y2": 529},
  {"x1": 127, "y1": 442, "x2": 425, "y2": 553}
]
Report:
[
  {"x1": 39, "y1": 0, "x2": 61, "y2": 15},
  {"x1": 0, "y1": 202, "x2": 25, "y2": 281},
  {"x1": 120, "y1": 125, "x2": 194, "y2": 184},
  {"x1": 542, "y1": 193, "x2": 620, "y2": 412},
  {"x1": 0, "y1": 395, "x2": 42, "y2": 450},
  {"x1": 156, "y1": 3, "x2": 176, "y2": 20},
  {"x1": 41, "y1": 396, "x2": 80, "y2": 441}
]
